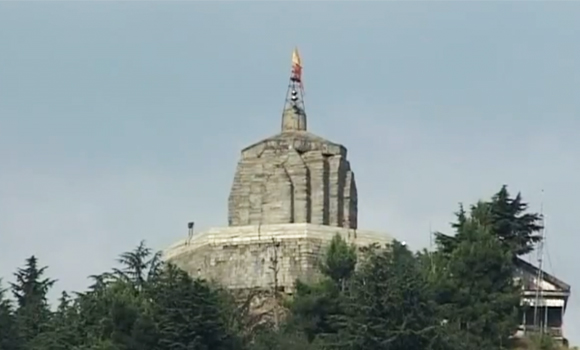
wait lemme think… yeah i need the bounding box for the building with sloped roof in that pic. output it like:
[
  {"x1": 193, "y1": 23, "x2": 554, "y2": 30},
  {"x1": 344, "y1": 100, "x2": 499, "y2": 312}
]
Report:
[{"x1": 515, "y1": 258, "x2": 571, "y2": 344}]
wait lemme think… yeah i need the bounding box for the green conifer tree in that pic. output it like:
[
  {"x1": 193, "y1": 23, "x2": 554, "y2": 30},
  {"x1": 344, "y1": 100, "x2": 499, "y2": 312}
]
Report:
[
  {"x1": 336, "y1": 241, "x2": 449, "y2": 350},
  {"x1": 436, "y1": 186, "x2": 543, "y2": 257},
  {"x1": 149, "y1": 263, "x2": 240, "y2": 350},
  {"x1": 0, "y1": 279, "x2": 21, "y2": 350},
  {"x1": 431, "y1": 218, "x2": 522, "y2": 349},
  {"x1": 287, "y1": 234, "x2": 357, "y2": 343},
  {"x1": 10, "y1": 255, "x2": 55, "y2": 346}
]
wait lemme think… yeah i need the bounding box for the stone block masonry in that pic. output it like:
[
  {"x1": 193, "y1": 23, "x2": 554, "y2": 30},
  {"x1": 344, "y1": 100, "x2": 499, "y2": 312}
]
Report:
[
  {"x1": 164, "y1": 223, "x2": 393, "y2": 293},
  {"x1": 228, "y1": 130, "x2": 358, "y2": 229}
]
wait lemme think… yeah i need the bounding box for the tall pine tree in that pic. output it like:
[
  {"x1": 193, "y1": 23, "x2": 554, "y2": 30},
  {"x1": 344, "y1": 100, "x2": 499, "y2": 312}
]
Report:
[
  {"x1": 0, "y1": 279, "x2": 20, "y2": 350},
  {"x1": 287, "y1": 234, "x2": 356, "y2": 343},
  {"x1": 65, "y1": 244, "x2": 161, "y2": 350},
  {"x1": 429, "y1": 188, "x2": 532, "y2": 349},
  {"x1": 30, "y1": 291, "x2": 81, "y2": 350},
  {"x1": 431, "y1": 221, "x2": 521, "y2": 350},
  {"x1": 10, "y1": 255, "x2": 55, "y2": 346},
  {"x1": 435, "y1": 185, "x2": 543, "y2": 257},
  {"x1": 335, "y1": 241, "x2": 450, "y2": 350},
  {"x1": 148, "y1": 263, "x2": 240, "y2": 350}
]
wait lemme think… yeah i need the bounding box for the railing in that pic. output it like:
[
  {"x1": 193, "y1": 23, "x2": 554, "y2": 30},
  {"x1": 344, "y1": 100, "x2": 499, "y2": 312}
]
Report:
[{"x1": 518, "y1": 325, "x2": 563, "y2": 338}]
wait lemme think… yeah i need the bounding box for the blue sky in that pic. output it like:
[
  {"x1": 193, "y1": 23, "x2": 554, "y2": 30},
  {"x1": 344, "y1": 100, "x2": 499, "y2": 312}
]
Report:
[{"x1": 1, "y1": 1, "x2": 580, "y2": 343}]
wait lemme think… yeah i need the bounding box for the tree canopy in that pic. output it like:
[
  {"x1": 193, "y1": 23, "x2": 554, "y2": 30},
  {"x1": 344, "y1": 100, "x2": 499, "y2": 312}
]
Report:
[{"x1": 0, "y1": 186, "x2": 567, "y2": 350}]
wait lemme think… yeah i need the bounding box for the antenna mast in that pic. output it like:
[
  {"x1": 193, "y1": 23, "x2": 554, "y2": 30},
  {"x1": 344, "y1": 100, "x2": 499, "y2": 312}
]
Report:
[
  {"x1": 429, "y1": 222, "x2": 435, "y2": 274},
  {"x1": 533, "y1": 191, "x2": 546, "y2": 335},
  {"x1": 429, "y1": 221, "x2": 433, "y2": 249}
]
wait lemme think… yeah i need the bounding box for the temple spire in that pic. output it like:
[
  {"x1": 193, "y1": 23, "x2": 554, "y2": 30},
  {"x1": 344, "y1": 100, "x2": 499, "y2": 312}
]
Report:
[{"x1": 281, "y1": 47, "x2": 307, "y2": 132}]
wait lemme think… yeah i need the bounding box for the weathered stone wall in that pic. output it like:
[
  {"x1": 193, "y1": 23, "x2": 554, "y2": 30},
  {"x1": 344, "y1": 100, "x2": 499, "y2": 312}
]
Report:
[
  {"x1": 281, "y1": 106, "x2": 306, "y2": 132},
  {"x1": 228, "y1": 131, "x2": 358, "y2": 229},
  {"x1": 163, "y1": 223, "x2": 392, "y2": 293}
]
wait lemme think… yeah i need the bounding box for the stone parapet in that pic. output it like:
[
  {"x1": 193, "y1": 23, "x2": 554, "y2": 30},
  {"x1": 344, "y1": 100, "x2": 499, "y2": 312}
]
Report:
[{"x1": 163, "y1": 223, "x2": 392, "y2": 292}]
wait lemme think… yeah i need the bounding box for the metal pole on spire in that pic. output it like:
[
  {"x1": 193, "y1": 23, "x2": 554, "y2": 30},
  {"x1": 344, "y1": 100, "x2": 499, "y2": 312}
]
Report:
[
  {"x1": 281, "y1": 47, "x2": 307, "y2": 132},
  {"x1": 287, "y1": 47, "x2": 305, "y2": 111}
]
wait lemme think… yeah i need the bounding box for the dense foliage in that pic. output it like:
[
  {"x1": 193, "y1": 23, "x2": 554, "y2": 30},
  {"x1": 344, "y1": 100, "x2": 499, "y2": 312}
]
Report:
[{"x1": 0, "y1": 186, "x2": 568, "y2": 350}]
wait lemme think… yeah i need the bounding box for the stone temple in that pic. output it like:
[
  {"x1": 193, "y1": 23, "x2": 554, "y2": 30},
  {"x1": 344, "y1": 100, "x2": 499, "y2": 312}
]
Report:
[
  {"x1": 162, "y1": 50, "x2": 571, "y2": 341},
  {"x1": 163, "y1": 49, "x2": 393, "y2": 293}
]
